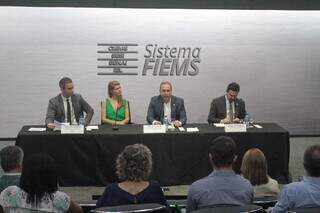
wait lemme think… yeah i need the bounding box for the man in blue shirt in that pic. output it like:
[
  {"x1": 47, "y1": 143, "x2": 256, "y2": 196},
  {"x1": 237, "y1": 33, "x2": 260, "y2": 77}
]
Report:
[
  {"x1": 187, "y1": 136, "x2": 254, "y2": 212},
  {"x1": 0, "y1": 146, "x2": 23, "y2": 192},
  {"x1": 272, "y1": 144, "x2": 320, "y2": 212}
]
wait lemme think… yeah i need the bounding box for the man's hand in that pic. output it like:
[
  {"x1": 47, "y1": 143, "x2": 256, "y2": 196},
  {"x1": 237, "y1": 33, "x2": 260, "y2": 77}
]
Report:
[
  {"x1": 152, "y1": 120, "x2": 162, "y2": 125},
  {"x1": 173, "y1": 120, "x2": 182, "y2": 127},
  {"x1": 222, "y1": 117, "x2": 232, "y2": 124},
  {"x1": 233, "y1": 118, "x2": 241, "y2": 123},
  {"x1": 47, "y1": 123, "x2": 56, "y2": 129}
]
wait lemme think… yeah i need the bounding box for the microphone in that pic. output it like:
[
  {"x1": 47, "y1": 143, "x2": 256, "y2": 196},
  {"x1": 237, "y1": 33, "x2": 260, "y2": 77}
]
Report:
[{"x1": 112, "y1": 97, "x2": 120, "y2": 131}]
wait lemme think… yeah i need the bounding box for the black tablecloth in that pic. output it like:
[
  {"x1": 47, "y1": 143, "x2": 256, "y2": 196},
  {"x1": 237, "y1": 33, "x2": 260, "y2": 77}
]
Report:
[{"x1": 16, "y1": 123, "x2": 290, "y2": 186}]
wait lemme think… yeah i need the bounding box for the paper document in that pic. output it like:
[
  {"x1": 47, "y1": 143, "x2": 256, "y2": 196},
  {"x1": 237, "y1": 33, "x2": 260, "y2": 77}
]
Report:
[
  {"x1": 28, "y1": 128, "x2": 46, "y2": 132},
  {"x1": 254, "y1": 124, "x2": 263, "y2": 128},
  {"x1": 214, "y1": 123, "x2": 225, "y2": 127},
  {"x1": 186, "y1": 127, "x2": 199, "y2": 132},
  {"x1": 86, "y1": 126, "x2": 99, "y2": 131},
  {"x1": 61, "y1": 125, "x2": 84, "y2": 134},
  {"x1": 224, "y1": 124, "x2": 246, "y2": 132},
  {"x1": 143, "y1": 125, "x2": 166, "y2": 133}
]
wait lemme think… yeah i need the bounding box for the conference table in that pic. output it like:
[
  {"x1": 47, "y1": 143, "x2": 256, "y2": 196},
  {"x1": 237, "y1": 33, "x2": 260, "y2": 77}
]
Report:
[{"x1": 16, "y1": 123, "x2": 290, "y2": 186}]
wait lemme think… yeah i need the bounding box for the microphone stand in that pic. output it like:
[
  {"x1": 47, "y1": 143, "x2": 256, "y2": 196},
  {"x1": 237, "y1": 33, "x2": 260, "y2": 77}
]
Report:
[{"x1": 112, "y1": 98, "x2": 120, "y2": 131}]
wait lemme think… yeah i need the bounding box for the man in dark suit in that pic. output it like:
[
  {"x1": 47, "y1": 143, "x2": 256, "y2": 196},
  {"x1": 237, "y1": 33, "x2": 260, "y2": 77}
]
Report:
[
  {"x1": 147, "y1": 81, "x2": 187, "y2": 127},
  {"x1": 208, "y1": 82, "x2": 246, "y2": 124},
  {"x1": 45, "y1": 77, "x2": 94, "y2": 129}
]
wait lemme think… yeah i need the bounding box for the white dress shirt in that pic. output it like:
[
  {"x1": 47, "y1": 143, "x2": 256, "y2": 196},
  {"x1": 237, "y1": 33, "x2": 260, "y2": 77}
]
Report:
[{"x1": 61, "y1": 94, "x2": 77, "y2": 124}]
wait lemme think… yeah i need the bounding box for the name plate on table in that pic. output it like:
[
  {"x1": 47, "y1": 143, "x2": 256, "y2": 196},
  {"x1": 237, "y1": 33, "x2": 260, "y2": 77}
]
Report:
[
  {"x1": 61, "y1": 125, "x2": 84, "y2": 134},
  {"x1": 143, "y1": 125, "x2": 166, "y2": 134},
  {"x1": 224, "y1": 124, "x2": 247, "y2": 132}
]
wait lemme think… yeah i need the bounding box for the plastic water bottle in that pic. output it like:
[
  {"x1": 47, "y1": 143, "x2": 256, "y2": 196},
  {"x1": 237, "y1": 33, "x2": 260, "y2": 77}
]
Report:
[
  {"x1": 163, "y1": 115, "x2": 168, "y2": 132},
  {"x1": 79, "y1": 116, "x2": 85, "y2": 126},
  {"x1": 244, "y1": 113, "x2": 253, "y2": 127}
]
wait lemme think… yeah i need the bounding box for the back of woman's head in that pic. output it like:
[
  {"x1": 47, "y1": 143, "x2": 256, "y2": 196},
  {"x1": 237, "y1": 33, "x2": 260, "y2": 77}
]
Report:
[
  {"x1": 241, "y1": 148, "x2": 268, "y2": 185},
  {"x1": 116, "y1": 144, "x2": 152, "y2": 181},
  {"x1": 20, "y1": 153, "x2": 58, "y2": 206}
]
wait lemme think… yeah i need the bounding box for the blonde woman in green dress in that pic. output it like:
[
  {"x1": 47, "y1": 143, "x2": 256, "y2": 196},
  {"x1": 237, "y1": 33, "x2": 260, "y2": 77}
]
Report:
[{"x1": 101, "y1": 81, "x2": 130, "y2": 125}]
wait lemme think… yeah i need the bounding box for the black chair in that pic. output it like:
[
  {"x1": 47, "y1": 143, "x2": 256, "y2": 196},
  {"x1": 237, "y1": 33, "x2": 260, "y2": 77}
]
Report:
[
  {"x1": 289, "y1": 207, "x2": 320, "y2": 213},
  {"x1": 79, "y1": 200, "x2": 97, "y2": 213},
  {"x1": 253, "y1": 196, "x2": 277, "y2": 209},
  {"x1": 91, "y1": 203, "x2": 167, "y2": 213},
  {"x1": 191, "y1": 204, "x2": 264, "y2": 213},
  {"x1": 127, "y1": 100, "x2": 132, "y2": 124}
]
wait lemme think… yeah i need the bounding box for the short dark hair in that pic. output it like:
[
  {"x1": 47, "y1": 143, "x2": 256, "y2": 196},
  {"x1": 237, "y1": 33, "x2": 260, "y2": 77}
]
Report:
[
  {"x1": 303, "y1": 145, "x2": 320, "y2": 177},
  {"x1": 226, "y1": 82, "x2": 240, "y2": 92},
  {"x1": 0, "y1": 146, "x2": 23, "y2": 172},
  {"x1": 59, "y1": 77, "x2": 72, "y2": 89},
  {"x1": 20, "y1": 153, "x2": 59, "y2": 206},
  {"x1": 209, "y1": 136, "x2": 236, "y2": 168}
]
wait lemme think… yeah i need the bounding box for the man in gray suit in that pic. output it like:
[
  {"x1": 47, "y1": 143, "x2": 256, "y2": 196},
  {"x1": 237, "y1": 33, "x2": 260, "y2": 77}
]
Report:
[
  {"x1": 208, "y1": 82, "x2": 246, "y2": 124},
  {"x1": 147, "y1": 81, "x2": 187, "y2": 127},
  {"x1": 45, "y1": 77, "x2": 94, "y2": 129}
]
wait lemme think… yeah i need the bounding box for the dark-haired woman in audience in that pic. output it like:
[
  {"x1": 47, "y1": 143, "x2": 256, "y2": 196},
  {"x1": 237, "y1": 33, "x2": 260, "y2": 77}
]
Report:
[
  {"x1": 0, "y1": 153, "x2": 82, "y2": 213},
  {"x1": 101, "y1": 81, "x2": 130, "y2": 125},
  {"x1": 96, "y1": 144, "x2": 167, "y2": 208},
  {"x1": 241, "y1": 148, "x2": 280, "y2": 197}
]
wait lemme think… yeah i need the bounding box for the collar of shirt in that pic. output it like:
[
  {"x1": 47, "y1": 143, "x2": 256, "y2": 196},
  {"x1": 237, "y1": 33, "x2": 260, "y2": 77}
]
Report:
[
  {"x1": 303, "y1": 176, "x2": 320, "y2": 184},
  {"x1": 210, "y1": 169, "x2": 236, "y2": 177}
]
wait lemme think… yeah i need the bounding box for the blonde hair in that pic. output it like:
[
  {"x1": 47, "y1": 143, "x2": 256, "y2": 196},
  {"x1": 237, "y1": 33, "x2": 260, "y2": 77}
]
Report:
[
  {"x1": 241, "y1": 148, "x2": 269, "y2": 185},
  {"x1": 107, "y1": 80, "x2": 123, "y2": 106},
  {"x1": 116, "y1": 144, "x2": 152, "y2": 181}
]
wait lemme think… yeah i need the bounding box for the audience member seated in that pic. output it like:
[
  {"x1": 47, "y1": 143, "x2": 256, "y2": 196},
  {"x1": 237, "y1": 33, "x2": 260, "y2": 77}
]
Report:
[
  {"x1": 271, "y1": 144, "x2": 320, "y2": 212},
  {"x1": 101, "y1": 81, "x2": 130, "y2": 125},
  {"x1": 241, "y1": 148, "x2": 280, "y2": 197},
  {"x1": 96, "y1": 144, "x2": 168, "y2": 208},
  {"x1": 0, "y1": 146, "x2": 23, "y2": 192},
  {"x1": 0, "y1": 153, "x2": 82, "y2": 213},
  {"x1": 186, "y1": 136, "x2": 254, "y2": 212}
]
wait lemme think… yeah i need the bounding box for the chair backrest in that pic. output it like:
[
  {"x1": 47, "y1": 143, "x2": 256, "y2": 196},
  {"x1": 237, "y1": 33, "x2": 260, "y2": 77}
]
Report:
[
  {"x1": 253, "y1": 196, "x2": 277, "y2": 209},
  {"x1": 3, "y1": 207, "x2": 55, "y2": 213},
  {"x1": 289, "y1": 206, "x2": 320, "y2": 213},
  {"x1": 91, "y1": 203, "x2": 167, "y2": 213},
  {"x1": 127, "y1": 100, "x2": 132, "y2": 124},
  {"x1": 191, "y1": 204, "x2": 264, "y2": 213}
]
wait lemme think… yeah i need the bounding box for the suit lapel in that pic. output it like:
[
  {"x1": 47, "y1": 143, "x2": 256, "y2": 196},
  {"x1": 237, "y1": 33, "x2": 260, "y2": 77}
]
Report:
[
  {"x1": 71, "y1": 95, "x2": 78, "y2": 120},
  {"x1": 171, "y1": 96, "x2": 176, "y2": 119},
  {"x1": 234, "y1": 99, "x2": 240, "y2": 117},
  {"x1": 58, "y1": 95, "x2": 65, "y2": 121},
  {"x1": 222, "y1": 96, "x2": 227, "y2": 117}
]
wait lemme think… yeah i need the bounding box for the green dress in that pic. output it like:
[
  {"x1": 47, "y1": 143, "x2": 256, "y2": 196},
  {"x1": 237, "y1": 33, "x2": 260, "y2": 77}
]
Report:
[{"x1": 106, "y1": 98, "x2": 127, "y2": 121}]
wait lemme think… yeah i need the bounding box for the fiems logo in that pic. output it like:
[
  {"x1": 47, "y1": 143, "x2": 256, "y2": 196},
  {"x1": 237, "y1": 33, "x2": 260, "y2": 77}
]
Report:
[{"x1": 97, "y1": 43, "x2": 201, "y2": 76}]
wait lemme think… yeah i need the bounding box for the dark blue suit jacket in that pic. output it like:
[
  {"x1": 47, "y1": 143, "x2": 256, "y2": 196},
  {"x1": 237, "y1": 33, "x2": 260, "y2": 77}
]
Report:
[{"x1": 146, "y1": 95, "x2": 187, "y2": 125}]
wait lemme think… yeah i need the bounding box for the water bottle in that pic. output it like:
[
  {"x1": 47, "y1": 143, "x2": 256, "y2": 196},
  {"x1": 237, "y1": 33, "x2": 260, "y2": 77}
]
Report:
[
  {"x1": 79, "y1": 116, "x2": 85, "y2": 126},
  {"x1": 243, "y1": 113, "x2": 250, "y2": 127},
  {"x1": 163, "y1": 115, "x2": 168, "y2": 132},
  {"x1": 244, "y1": 113, "x2": 253, "y2": 127}
]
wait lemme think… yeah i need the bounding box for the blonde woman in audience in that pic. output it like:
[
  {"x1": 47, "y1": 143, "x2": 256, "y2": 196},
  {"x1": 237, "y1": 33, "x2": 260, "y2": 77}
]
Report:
[
  {"x1": 101, "y1": 81, "x2": 130, "y2": 125},
  {"x1": 241, "y1": 148, "x2": 280, "y2": 197}
]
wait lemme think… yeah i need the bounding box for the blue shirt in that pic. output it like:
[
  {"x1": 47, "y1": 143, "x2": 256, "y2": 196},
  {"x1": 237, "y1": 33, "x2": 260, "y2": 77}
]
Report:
[
  {"x1": 272, "y1": 176, "x2": 320, "y2": 212},
  {"x1": 187, "y1": 169, "x2": 254, "y2": 212}
]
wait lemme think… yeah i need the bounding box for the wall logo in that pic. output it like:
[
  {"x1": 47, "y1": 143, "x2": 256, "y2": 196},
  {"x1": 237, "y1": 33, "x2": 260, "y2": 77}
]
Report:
[{"x1": 97, "y1": 43, "x2": 201, "y2": 76}]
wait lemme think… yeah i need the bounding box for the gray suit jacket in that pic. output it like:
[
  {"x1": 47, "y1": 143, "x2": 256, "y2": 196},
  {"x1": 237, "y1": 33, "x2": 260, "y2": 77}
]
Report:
[
  {"x1": 208, "y1": 95, "x2": 246, "y2": 123},
  {"x1": 45, "y1": 94, "x2": 94, "y2": 126},
  {"x1": 146, "y1": 95, "x2": 187, "y2": 125}
]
